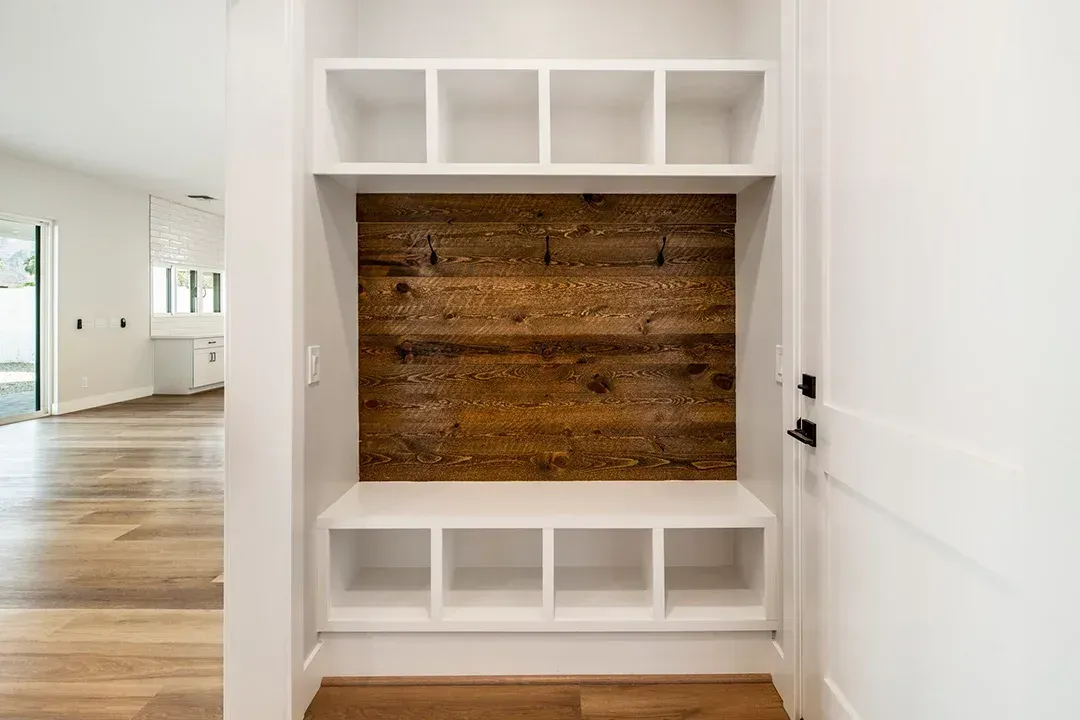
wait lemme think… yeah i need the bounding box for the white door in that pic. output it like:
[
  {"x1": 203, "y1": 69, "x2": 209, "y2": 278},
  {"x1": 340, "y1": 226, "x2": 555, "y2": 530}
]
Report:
[{"x1": 796, "y1": 1, "x2": 1025, "y2": 719}]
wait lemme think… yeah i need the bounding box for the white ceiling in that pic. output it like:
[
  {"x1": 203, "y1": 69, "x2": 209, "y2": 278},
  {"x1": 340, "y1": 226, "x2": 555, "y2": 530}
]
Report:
[{"x1": 0, "y1": 0, "x2": 226, "y2": 213}]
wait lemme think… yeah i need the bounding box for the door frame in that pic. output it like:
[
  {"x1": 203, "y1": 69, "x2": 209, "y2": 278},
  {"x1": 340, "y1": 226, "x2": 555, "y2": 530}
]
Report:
[
  {"x1": 784, "y1": 0, "x2": 827, "y2": 716},
  {"x1": 0, "y1": 211, "x2": 55, "y2": 425}
]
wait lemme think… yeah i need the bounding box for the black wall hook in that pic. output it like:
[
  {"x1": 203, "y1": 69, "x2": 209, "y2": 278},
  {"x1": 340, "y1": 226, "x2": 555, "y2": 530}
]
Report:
[
  {"x1": 657, "y1": 236, "x2": 668, "y2": 267},
  {"x1": 544, "y1": 236, "x2": 551, "y2": 266},
  {"x1": 426, "y1": 234, "x2": 438, "y2": 265}
]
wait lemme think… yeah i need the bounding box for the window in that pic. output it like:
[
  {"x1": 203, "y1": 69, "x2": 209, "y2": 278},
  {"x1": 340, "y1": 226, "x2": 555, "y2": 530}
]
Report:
[
  {"x1": 152, "y1": 266, "x2": 172, "y2": 314},
  {"x1": 152, "y1": 265, "x2": 224, "y2": 316},
  {"x1": 199, "y1": 271, "x2": 222, "y2": 314}
]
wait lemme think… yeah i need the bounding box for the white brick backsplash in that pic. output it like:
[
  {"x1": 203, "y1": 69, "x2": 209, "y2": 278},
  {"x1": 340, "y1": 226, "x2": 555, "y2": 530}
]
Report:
[
  {"x1": 149, "y1": 196, "x2": 224, "y2": 269},
  {"x1": 150, "y1": 197, "x2": 226, "y2": 336}
]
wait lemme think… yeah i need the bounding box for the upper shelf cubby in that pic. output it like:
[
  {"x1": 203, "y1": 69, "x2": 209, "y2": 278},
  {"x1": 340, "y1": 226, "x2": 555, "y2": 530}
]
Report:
[
  {"x1": 322, "y1": 68, "x2": 427, "y2": 163},
  {"x1": 438, "y1": 70, "x2": 540, "y2": 164},
  {"x1": 312, "y1": 59, "x2": 777, "y2": 190},
  {"x1": 550, "y1": 70, "x2": 656, "y2": 164},
  {"x1": 667, "y1": 70, "x2": 769, "y2": 165}
]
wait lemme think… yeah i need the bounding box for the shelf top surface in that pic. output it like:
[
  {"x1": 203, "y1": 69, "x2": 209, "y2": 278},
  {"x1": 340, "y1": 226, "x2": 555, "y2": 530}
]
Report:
[{"x1": 318, "y1": 481, "x2": 774, "y2": 530}]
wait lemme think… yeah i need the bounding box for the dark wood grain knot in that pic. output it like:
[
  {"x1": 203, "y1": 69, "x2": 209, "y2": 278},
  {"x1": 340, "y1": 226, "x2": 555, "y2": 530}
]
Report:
[
  {"x1": 402, "y1": 352, "x2": 414, "y2": 364},
  {"x1": 444, "y1": 311, "x2": 457, "y2": 320},
  {"x1": 395, "y1": 282, "x2": 410, "y2": 294},
  {"x1": 582, "y1": 193, "x2": 603, "y2": 204},
  {"x1": 712, "y1": 373, "x2": 735, "y2": 390},
  {"x1": 539, "y1": 345, "x2": 557, "y2": 359},
  {"x1": 364, "y1": 399, "x2": 380, "y2": 410},
  {"x1": 687, "y1": 363, "x2": 709, "y2": 376},
  {"x1": 416, "y1": 453, "x2": 441, "y2": 464},
  {"x1": 576, "y1": 356, "x2": 589, "y2": 364},
  {"x1": 586, "y1": 379, "x2": 611, "y2": 394},
  {"x1": 511, "y1": 312, "x2": 527, "y2": 323},
  {"x1": 400, "y1": 341, "x2": 413, "y2": 352},
  {"x1": 551, "y1": 454, "x2": 568, "y2": 469}
]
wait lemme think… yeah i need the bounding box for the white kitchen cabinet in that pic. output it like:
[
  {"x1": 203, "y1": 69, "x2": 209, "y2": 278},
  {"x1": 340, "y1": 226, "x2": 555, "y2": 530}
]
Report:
[{"x1": 153, "y1": 336, "x2": 225, "y2": 394}]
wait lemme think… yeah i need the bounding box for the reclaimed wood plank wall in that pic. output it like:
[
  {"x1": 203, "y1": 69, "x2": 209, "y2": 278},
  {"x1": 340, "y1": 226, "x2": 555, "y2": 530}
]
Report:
[{"x1": 357, "y1": 194, "x2": 737, "y2": 482}]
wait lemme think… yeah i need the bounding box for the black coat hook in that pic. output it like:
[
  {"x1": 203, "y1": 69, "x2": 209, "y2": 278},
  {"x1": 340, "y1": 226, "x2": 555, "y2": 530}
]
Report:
[
  {"x1": 544, "y1": 236, "x2": 551, "y2": 266},
  {"x1": 657, "y1": 236, "x2": 668, "y2": 267},
  {"x1": 426, "y1": 234, "x2": 438, "y2": 265}
]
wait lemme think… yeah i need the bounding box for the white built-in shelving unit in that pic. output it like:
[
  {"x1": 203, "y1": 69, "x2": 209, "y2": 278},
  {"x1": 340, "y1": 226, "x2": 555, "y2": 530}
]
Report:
[
  {"x1": 317, "y1": 482, "x2": 777, "y2": 633},
  {"x1": 313, "y1": 59, "x2": 776, "y2": 190}
]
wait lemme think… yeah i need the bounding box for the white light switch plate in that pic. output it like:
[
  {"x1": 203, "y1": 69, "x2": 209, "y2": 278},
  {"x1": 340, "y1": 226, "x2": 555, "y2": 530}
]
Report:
[
  {"x1": 775, "y1": 345, "x2": 783, "y2": 384},
  {"x1": 307, "y1": 345, "x2": 321, "y2": 386},
  {"x1": 93, "y1": 318, "x2": 106, "y2": 329},
  {"x1": 109, "y1": 317, "x2": 121, "y2": 329}
]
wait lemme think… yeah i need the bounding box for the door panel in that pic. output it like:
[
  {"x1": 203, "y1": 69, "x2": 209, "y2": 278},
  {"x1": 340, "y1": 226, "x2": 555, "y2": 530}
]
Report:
[{"x1": 799, "y1": 1, "x2": 1021, "y2": 719}]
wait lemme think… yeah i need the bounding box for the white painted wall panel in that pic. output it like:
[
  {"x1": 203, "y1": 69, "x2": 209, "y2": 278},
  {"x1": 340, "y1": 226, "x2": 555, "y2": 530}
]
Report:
[{"x1": 0, "y1": 150, "x2": 152, "y2": 411}]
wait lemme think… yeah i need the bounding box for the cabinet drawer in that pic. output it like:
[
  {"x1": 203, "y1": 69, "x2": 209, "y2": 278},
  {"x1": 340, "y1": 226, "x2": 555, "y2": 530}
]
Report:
[{"x1": 194, "y1": 337, "x2": 224, "y2": 350}]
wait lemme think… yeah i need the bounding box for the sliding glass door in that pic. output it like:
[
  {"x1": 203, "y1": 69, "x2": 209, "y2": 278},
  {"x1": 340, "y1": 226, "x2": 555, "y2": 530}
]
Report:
[{"x1": 0, "y1": 218, "x2": 45, "y2": 423}]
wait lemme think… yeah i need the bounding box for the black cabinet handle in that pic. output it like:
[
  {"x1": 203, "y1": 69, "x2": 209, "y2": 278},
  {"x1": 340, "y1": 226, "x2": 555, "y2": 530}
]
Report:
[{"x1": 787, "y1": 419, "x2": 817, "y2": 447}]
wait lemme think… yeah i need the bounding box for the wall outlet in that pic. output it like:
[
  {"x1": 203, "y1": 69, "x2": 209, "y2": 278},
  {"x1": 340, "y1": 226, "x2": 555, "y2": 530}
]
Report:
[
  {"x1": 307, "y1": 345, "x2": 321, "y2": 386},
  {"x1": 81, "y1": 377, "x2": 88, "y2": 388}
]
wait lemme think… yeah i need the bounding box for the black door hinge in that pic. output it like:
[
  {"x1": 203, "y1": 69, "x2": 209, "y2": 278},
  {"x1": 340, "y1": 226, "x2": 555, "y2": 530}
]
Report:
[{"x1": 787, "y1": 418, "x2": 817, "y2": 447}]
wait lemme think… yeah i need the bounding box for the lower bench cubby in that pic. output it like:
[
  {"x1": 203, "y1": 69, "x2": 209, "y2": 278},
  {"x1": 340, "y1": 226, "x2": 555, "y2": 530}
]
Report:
[
  {"x1": 664, "y1": 528, "x2": 767, "y2": 622},
  {"x1": 326, "y1": 528, "x2": 431, "y2": 622},
  {"x1": 317, "y1": 482, "x2": 776, "y2": 632},
  {"x1": 442, "y1": 529, "x2": 544, "y2": 621},
  {"x1": 554, "y1": 529, "x2": 655, "y2": 621}
]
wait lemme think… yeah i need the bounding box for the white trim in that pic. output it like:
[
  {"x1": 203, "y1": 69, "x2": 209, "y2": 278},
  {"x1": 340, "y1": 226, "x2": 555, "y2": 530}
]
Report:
[
  {"x1": 317, "y1": 632, "x2": 777, "y2": 678},
  {"x1": 295, "y1": 641, "x2": 325, "y2": 720},
  {"x1": 55, "y1": 385, "x2": 153, "y2": 415},
  {"x1": 824, "y1": 678, "x2": 861, "y2": 720},
  {"x1": 317, "y1": 58, "x2": 777, "y2": 73}
]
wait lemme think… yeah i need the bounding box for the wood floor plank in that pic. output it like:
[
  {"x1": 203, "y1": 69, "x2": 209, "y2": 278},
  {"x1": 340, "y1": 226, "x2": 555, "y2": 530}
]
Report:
[
  {"x1": 304, "y1": 685, "x2": 583, "y2": 720},
  {"x1": 0, "y1": 391, "x2": 223, "y2": 718},
  {"x1": 131, "y1": 690, "x2": 223, "y2": 720},
  {"x1": 0, "y1": 681, "x2": 160, "y2": 720},
  {"x1": 578, "y1": 683, "x2": 788, "y2": 720}
]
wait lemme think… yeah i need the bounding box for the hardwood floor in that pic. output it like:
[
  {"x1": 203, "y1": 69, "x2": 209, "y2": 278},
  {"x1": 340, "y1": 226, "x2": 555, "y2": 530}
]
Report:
[
  {"x1": 0, "y1": 389, "x2": 787, "y2": 720},
  {"x1": 0, "y1": 391, "x2": 223, "y2": 720},
  {"x1": 305, "y1": 682, "x2": 788, "y2": 720}
]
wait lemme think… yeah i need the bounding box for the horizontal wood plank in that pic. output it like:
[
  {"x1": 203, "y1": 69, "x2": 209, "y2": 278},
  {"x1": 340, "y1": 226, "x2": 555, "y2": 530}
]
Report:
[
  {"x1": 359, "y1": 224, "x2": 734, "y2": 278},
  {"x1": 359, "y1": 334, "x2": 735, "y2": 365},
  {"x1": 357, "y1": 193, "x2": 737, "y2": 224}
]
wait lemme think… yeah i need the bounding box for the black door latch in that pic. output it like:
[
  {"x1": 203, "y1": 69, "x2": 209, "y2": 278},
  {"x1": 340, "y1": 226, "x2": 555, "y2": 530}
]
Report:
[
  {"x1": 797, "y1": 373, "x2": 817, "y2": 399},
  {"x1": 787, "y1": 418, "x2": 817, "y2": 447}
]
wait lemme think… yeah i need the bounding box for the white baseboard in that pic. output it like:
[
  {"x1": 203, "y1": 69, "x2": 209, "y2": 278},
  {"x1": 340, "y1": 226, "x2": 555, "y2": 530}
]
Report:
[
  {"x1": 317, "y1": 631, "x2": 775, "y2": 678},
  {"x1": 54, "y1": 385, "x2": 154, "y2": 415},
  {"x1": 295, "y1": 641, "x2": 324, "y2": 720},
  {"x1": 825, "y1": 677, "x2": 861, "y2": 720}
]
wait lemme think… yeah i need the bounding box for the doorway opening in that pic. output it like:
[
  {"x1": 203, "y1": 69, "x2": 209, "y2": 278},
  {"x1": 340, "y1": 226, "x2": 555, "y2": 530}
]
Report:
[{"x1": 0, "y1": 214, "x2": 52, "y2": 424}]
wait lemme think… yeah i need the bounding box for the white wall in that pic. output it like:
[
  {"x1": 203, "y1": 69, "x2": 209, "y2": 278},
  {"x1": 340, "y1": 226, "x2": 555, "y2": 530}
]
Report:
[
  {"x1": 734, "y1": 178, "x2": 785, "y2": 681},
  {"x1": 803, "y1": 1, "x2": 1027, "y2": 718},
  {"x1": 355, "y1": 0, "x2": 779, "y2": 60},
  {"x1": 150, "y1": 195, "x2": 225, "y2": 337},
  {"x1": 0, "y1": 150, "x2": 152, "y2": 413},
  {"x1": 225, "y1": 0, "x2": 359, "y2": 718}
]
